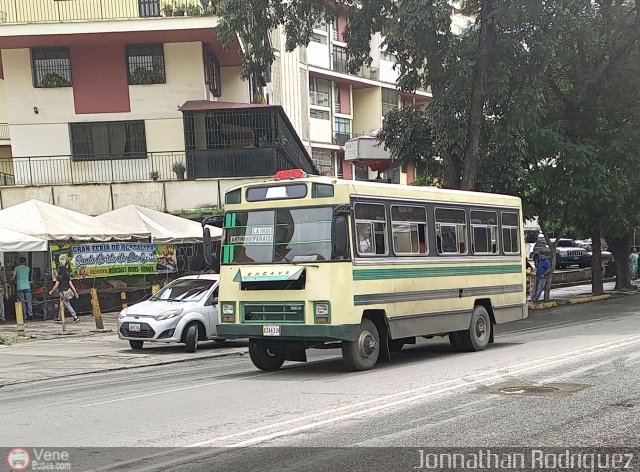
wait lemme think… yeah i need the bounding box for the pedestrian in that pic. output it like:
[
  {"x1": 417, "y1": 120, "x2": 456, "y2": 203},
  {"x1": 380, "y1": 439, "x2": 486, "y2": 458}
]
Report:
[
  {"x1": 532, "y1": 251, "x2": 552, "y2": 303},
  {"x1": 49, "y1": 255, "x2": 79, "y2": 323},
  {"x1": 13, "y1": 257, "x2": 33, "y2": 320},
  {"x1": 629, "y1": 248, "x2": 639, "y2": 281},
  {"x1": 0, "y1": 263, "x2": 7, "y2": 323}
]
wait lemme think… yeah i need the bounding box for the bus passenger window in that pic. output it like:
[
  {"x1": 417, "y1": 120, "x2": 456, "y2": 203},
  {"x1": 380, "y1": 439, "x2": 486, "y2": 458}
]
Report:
[
  {"x1": 435, "y1": 208, "x2": 467, "y2": 255},
  {"x1": 391, "y1": 205, "x2": 427, "y2": 255},
  {"x1": 355, "y1": 203, "x2": 388, "y2": 256},
  {"x1": 470, "y1": 210, "x2": 498, "y2": 255},
  {"x1": 502, "y1": 212, "x2": 521, "y2": 254}
]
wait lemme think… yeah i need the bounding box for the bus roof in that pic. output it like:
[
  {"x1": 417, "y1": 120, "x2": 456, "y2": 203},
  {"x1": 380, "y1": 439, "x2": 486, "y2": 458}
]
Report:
[{"x1": 228, "y1": 176, "x2": 521, "y2": 207}]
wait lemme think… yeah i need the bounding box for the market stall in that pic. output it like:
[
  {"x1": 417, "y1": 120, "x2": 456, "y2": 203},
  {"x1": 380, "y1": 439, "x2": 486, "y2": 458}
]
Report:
[
  {"x1": 96, "y1": 204, "x2": 222, "y2": 275},
  {"x1": 0, "y1": 200, "x2": 151, "y2": 318}
]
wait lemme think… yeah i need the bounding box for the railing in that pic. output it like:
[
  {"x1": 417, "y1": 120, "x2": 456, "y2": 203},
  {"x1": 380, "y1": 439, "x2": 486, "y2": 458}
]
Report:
[
  {"x1": 0, "y1": 123, "x2": 9, "y2": 140},
  {"x1": 0, "y1": 146, "x2": 308, "y2": 187},
  {"x1": 332, "y1": 45, "x2": 349, "y2": 74},
  {"x1": 333, "y1": 132, "x2": 351, "y2": 146},
  {"x1": 0, "y1": 0, "x2": 214, "y2": 24}
]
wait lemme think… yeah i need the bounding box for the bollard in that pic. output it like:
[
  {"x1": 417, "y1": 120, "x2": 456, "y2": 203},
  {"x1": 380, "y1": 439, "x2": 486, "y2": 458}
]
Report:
[
  {"x1": 151, "y1": 284, "x2": 161, "y2": 296},
  {"x1": 121, "y1": 292, "x2": 127, "y2": 310},
  {"x1": 91, "y1": 288, "x2": 104, "y2": 330},
  {"x1": 60, "y1": 297, "x2": 66, "y2": 333},
  {"x1": 14, "y1": 302, "x2": 25, "y2": 337}
]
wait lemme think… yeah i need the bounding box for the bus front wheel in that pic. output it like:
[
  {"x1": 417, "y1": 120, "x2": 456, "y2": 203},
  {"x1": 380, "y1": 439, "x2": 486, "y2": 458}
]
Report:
[
  {"x1": 249, "y1": 339, "x2": 286, "y2": 371},
  {"x1": 453, "y1": 305, "x2": 492, "y2": 352},
  {"x1": 342, "y1": 318, "x2": 380, "y2": 371}
]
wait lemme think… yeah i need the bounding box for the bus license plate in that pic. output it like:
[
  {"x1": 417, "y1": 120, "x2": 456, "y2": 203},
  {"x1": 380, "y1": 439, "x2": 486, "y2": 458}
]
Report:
[
  {"x1": 263, "y1": 325, "x2": 281, "y2": 336},
  {"x1": 129, "y1": 323, "x2": 141, "y2": 332}
]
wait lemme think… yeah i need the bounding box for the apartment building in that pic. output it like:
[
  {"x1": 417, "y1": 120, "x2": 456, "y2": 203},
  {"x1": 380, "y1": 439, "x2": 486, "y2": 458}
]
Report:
[{"x1": 0, "y1": 1, "x2": 471, "y2": 212}]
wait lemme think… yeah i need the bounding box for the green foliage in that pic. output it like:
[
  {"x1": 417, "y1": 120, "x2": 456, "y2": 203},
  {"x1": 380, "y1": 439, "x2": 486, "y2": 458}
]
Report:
[
  {"x1": 41, "y1": 72, "x2": 71, "y2": 88},
  {"x1": 175, "y1": 206, "x2": 224, "y2": 222}
]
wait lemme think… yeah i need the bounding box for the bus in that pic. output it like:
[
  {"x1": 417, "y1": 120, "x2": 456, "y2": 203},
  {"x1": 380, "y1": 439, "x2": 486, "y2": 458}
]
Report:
[{"x1": 214, "y1": 169, "x2": 527, "y2": 372}]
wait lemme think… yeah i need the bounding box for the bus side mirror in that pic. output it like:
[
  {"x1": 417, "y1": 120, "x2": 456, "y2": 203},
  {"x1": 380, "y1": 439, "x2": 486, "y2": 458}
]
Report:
[
  {"x1": 332, "y1": 215, "x2": 349, "y2": 260},
  {"x1": 203, "y1": 228, "x2": 213, "y2": 265}
]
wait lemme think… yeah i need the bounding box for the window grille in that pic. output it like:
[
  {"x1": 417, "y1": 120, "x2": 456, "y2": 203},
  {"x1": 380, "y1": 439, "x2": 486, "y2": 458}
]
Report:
[
  {"x1": 31, "y1": 48, "x2": 72, "y2": 88},
  {"x1": 126, "y1": 44, "x2": 166, "y2": 85}
]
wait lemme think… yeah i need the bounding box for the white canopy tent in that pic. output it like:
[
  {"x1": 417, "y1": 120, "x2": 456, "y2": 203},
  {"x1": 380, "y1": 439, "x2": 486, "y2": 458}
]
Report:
[
  {"x1": 96, "y1": 205, "x2": 221, "y2": 244},
  {"x1": 0, "y1": 227, "x2": 48, "y2": 252},
  {"x1": 0, "y1": 200, "x2": 150, "y2": 242}
]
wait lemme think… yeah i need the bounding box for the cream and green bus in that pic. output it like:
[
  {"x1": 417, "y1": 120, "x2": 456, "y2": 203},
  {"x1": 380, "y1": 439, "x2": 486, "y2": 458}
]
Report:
[{"x1": 215, "y1": 169, "x2": 527, "y2": 372}]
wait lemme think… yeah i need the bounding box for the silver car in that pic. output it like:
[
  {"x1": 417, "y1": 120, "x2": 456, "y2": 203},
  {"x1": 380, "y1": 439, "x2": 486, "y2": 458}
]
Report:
[{"x1": 117, "y1": 274, "x2": 221, "y2": 353}]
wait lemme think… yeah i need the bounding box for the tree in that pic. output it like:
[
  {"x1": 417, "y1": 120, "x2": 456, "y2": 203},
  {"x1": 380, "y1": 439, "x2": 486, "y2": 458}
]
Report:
[{"x1": 218, "y1": 0, "x2": 499, "y2": 190}]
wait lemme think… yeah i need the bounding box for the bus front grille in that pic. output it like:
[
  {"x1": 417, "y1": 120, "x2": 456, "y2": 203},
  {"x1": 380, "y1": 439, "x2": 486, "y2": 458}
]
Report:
[{"x1": 243, "y1": 303, "x2": 305, "y2": 323}]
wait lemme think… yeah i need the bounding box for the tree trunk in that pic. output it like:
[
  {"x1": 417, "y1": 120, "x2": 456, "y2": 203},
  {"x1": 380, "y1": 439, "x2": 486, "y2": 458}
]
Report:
[
  {"x1": 607, "y1": 235, "x2": 632, "y2": 290},
  {"x1": 591, "y1": 229, "x2": 604, "y2": 295},
  {"x1": 460, "y1": 0, "x2": 494, "y2": 191}
]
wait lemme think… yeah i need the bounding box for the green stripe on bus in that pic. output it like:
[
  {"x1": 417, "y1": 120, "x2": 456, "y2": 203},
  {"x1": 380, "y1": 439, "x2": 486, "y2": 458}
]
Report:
[{"x1": 352, "y1": 264, "x2": 522, "y2": 281}]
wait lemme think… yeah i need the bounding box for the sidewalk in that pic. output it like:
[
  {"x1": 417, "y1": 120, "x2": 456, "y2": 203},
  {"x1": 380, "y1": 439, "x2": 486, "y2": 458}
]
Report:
[
  {"x1": 529, "y1": 281, "x2": 633, "y2": 310},
  {"x1": 0, "y1": 313, "x2": 247, "y2": 386}
]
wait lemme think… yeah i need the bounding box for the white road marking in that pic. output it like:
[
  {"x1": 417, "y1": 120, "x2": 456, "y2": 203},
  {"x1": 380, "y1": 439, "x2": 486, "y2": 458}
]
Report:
[
  {"x1": 87, "y1": 334, "x2": 640, "y2": 472},
  {"x1": 223, "y1": 335, "x2": 640, "y2": 448}
]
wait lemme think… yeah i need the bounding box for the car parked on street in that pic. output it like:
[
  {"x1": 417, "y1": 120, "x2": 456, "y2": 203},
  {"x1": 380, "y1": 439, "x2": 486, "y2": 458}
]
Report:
[
  {"x1": 532, "y1": 238, "x2": 589, "y2": 269},
  {"x1": 118, "y1": 274, "x2": 222, "y2": 353},
  {"x1": 575, "y1": 240, "x2": 614, "y2": 268}
]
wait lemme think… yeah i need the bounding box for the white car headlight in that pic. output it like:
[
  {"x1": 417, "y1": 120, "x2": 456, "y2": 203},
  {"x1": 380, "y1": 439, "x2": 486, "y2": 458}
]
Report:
[
  {"x1": 154, "y1": 308, "x2": 183, "y2": 321},
  {"x1": 118, "y1": 308, "x2": 128, "y2": 319}
]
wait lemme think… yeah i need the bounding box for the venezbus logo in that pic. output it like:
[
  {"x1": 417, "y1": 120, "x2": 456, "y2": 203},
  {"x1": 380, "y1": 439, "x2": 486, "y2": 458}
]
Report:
[{"x1": 6, "y1": 448, "x2": 31, "y2": 471}]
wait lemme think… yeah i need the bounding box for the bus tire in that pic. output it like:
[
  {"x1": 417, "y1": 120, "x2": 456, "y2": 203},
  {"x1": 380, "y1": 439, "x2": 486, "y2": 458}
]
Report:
[
  {"x1": 458, "y1": 305, "x2": 492, "y2": 352},
  {"x1": 249, "y1": 339, "x2": 285, "y2": 371},
  {"x1": 342, "y1": 318, "x2": 380, "y2": 371}
]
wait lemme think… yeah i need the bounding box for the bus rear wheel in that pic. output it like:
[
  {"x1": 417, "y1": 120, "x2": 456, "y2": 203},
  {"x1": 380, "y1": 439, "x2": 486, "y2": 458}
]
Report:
[
  {"x1": 456, "y1": 305, "x2": 492, "y2": 352},
  {"x1": 249, "y1": 339, "x2": 286, "y2": 371},
  {"x1": 342, "y1": 318, "x2": 380, "y2": 371}
]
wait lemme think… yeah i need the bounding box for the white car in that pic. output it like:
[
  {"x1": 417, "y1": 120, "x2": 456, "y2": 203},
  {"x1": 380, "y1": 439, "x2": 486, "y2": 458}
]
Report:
[{"x1": 118, "y1": 274, "x2": 221, "y2": 353}]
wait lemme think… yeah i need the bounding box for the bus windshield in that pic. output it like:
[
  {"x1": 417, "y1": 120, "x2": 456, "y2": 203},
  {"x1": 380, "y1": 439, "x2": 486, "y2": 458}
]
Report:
[{"x1": 222, "y1": 207, "x2": 335, "y2": 264}]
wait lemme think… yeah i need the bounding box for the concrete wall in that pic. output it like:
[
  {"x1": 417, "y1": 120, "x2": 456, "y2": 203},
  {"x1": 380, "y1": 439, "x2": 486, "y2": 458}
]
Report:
[
  {"x1": 352, "y1": 87, "x2": 382, "y2": 135},
  {"x1": 220, "y1": 67, "x2": 250, "y2": 103},
  {"x1": 0, "y1": 177, "x2": 264, "y2": 215},
  {"x1": 309, "y1": 115, "x2": 332, "y2": 144}
]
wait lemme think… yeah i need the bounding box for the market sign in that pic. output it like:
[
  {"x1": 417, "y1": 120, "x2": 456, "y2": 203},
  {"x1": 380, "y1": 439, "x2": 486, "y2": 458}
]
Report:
[{"x1": 51, "y1": 243, "x2": 165, "y2": 279}]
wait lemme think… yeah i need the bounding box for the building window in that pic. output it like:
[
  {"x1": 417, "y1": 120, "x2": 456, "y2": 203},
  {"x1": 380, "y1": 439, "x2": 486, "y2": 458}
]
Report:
[
  {"x1": 470, "y1": 210, "x2": 499, "y2": 255},
  {"x1": 310, "y1": 109, "x2": 330, "y2": 120},
  {"x1": 332, "y1": 45, "x2": 348, "y2": 74},
  {"x1": 382, "y1": 88, "x2": 399, "y2": 116},
  {"x1": 309, "y1": 77, "x2": 331, "y2": 107},
  {"x1": 31, "y1": 48, "x2": 72, "y2": 88},
  {"x1": 380, "y1": 49, "x2": 396, "y2": 62},
  {"x1": 313, "y1": 16, "x2": 328, "y2": 32},
  {"x1": 126, "y1": 44, "x2": 166, "y2": 85},
  {"x1": 502, "y1": 212, "x2": 520, "y2": 255},
  {"x1": 311, "y1": 32, "x2": 328, "y2": 45},
  {"x1": 70, "y1": 121, "x2": 147, "y2": 161},
  {"x1": 355, "y1": 165, "x2": 369, "y2": 180},
  {"x1": 312, "y1": 148, "x2": 333, "y2": 176},
  {"x1": 204, "y1": 49, "x2": 222, "y2": 97},
  {"x1": 355, "y1": 203, "x2": 388, "y2": 256},
  {"x1": 435, "y1": 208, "x2": 467, "y2": 254},
  {"x1": 392, "y1": 205, "x2": 427, "y2": 255},
  {"x1": 334, "y1": 117, "x2": 351, "y2": 145}
]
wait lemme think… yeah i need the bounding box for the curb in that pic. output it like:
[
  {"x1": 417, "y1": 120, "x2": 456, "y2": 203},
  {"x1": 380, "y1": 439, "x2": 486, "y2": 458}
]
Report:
[
  {"x1": 529, "y1": 294, "x2": 611, "y2": 310},
  {"x1": 0, "y1": 347, "x2": 248, "y2": 388}
]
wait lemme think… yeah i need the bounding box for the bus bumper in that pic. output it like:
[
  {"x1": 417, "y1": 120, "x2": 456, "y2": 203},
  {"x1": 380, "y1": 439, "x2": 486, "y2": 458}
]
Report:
[{"x1": 216, "y1": 323, "x2": 361, "y2": 342}]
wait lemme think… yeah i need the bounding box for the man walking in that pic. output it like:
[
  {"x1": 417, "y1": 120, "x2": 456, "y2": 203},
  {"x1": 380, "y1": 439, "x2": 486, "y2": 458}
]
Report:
[
  {"x1": 532, "y1": 251, "x2": 552, "y2": 303},
  {"x1": 13, "y1": 257, "x2": 33, "y2": 320},
  {"x1": 0, "y1": 263, "x2": 7, "y2": 323}
]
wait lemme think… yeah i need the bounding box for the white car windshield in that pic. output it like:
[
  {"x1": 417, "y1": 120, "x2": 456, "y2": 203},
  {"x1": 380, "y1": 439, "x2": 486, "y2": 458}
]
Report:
[{"x1": 152, "y1": 279, "x2": 215, "y2": 303}]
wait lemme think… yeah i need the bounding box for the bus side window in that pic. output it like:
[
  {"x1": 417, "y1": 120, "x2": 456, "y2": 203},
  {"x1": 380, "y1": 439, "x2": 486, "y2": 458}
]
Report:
[
  {"x1": 355, "y1": 203, "x2": 388, "y2": 256},
  {"x1": 391, "y1": 205, "x2": 427, "y2": 255}
]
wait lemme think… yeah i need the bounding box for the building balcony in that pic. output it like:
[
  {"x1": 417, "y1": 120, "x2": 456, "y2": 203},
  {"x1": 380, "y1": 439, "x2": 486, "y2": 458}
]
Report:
[
  {"x1": 0, "y1": 0, "x2": 214, "y2": 24},
  {"x1": 0, "y1": 148, "x2": 310, "y2": 187}
]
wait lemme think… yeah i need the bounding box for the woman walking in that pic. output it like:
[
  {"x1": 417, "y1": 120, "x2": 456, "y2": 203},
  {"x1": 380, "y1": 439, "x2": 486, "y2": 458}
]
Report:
[{"x1": 49, "y1": 255, "x2": 79, "y2": 323}]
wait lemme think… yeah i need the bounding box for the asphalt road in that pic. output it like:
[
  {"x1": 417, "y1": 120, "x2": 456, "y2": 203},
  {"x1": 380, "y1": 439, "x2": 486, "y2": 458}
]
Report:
[{"x1": 1, "y1": 297, "x2": 639, "y2": 471}]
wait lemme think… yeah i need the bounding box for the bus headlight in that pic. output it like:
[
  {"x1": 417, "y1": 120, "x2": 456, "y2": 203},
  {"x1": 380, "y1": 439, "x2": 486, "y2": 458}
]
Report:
[
  {"x1": 221, "y1": 302, "x2": 236, "y2": 323},
  {"x1": 314, "y1": 302, "x2": 330, "y2": 324}
]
